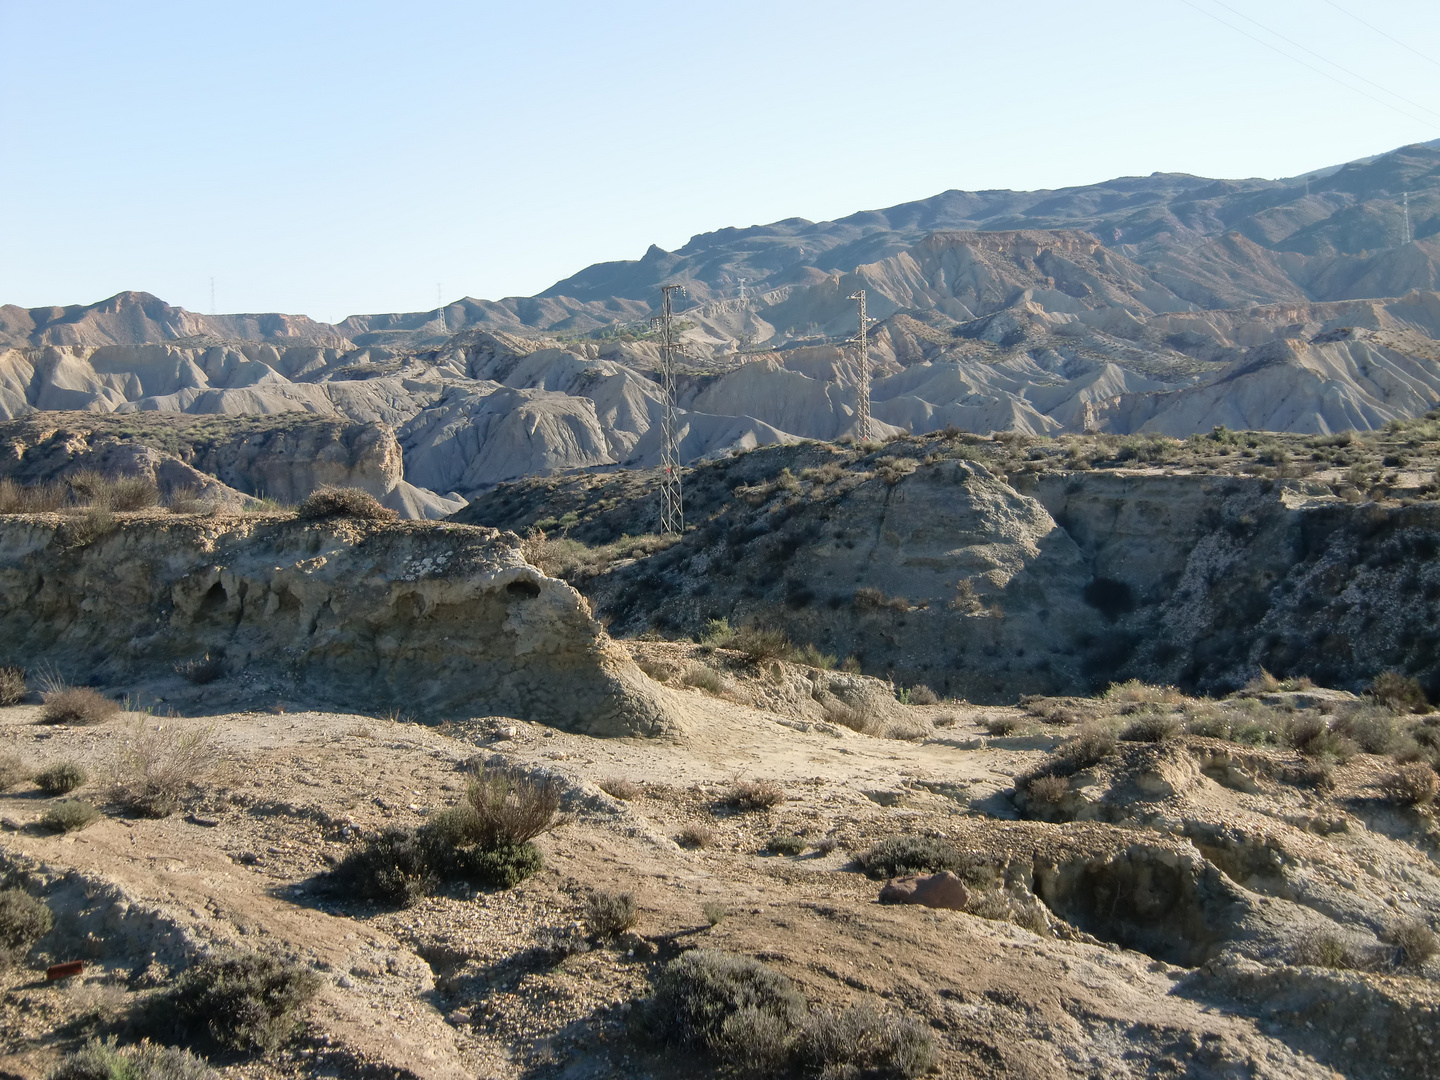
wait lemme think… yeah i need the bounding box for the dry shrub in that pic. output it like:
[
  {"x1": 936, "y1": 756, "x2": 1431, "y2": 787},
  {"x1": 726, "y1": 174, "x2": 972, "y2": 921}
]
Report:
[
  {"x1": 1292, "y1": 931, "x2": 1365, "y2": 970},
  {"x1": 681, "y1": 663, "x2": 728, "y2": 696},
  {"x1": 730, "y1": 626, "x2": 792, "y2": 663},
  {"x1": 0, "y1": 665, "x2": 26, "y2": 706},
  {"x1": 677, "y1": 823, "x2": 715, "y2": 849},
  {"x1": 1103, "y1": 680, "x2": 1181, "y2": 705},
  {"x1": 0, "y1": 478, "x2": 66, "y2": 514},
  {"x1": 1371, "y1": 670, "x2": 1431, "y2": 713},
  {"x1": 41, "y1": 799, "x2": 99, "y2": 833},
  {"x1": 61, "y1": 505, "x2": 115, "y2": 546},
  {"x1": 1027, "y1": 774, "x2": 1070, "y2": 804},
  {"x1": 986, "y1": 716, "x2": 1020, "y2": 736},
  {"x1": 883, "y1": 714, "x2": 932, "y2": 741},
  {"x1": 35, "y1": 761, "x2": 86, "y2": 795},
  {"x1": 635, "y1": 655, "x2": 679, "y2": 683},
  {"x1": 111, "y1": 722, "x2": 218, "y2": 817},
  {"x1": 296, "y1": 486, "x2": 397, "y2": 521},
  {"x1": 172, "y1": 950, "x2": 322, "y2": 1053},
  {"x1": 466, "y1": 765, "x2": 565, "y2": 846},
  {"x1": 727, "y1": 779, "x2": 785, "y2": 811},
  {"x1": 176, "y1": 654, "x2": 226, "y2": 685},
  {"x1": 907, "y1": 684, "x2": 939, "y2": 706},
  {"x1": 599, "y1": 776, "x2": 642, "y2": 801},
  {"x1": 1380, "y1": 762, "x2": 1439, "y2": 807},
  {"x1": 702, "y1": 902, "x2": 727, "y2": 926},
  {"x1": 1334, "y1": 706, "x2": 1399, "y2": 754},
  {"x1": 585, "y1": 890, "x2": 638, "y2": 939},
  {"x1": 858, "y1": 835, "x2": 964, "y2": 879},
  {"x1": 0, "y1": 887, "x2": 52, "y2": 966},
  {"x1": 41, "y1": 687, "x2": 120, "y2": 726},
  {"x1": 1058, "y1": 724, "x2": 1117, "y2": 769},
  {"x1": 766, "y1": 834, "x2": 807, "y2": 856},
  {"x1": 793, "y1": 1004, "x2": 934, "y2": 1079},
  {"x1": 1288, "y1": 716, "x2": 1356, "y2": 761},
  {"x1": 1121, "y1": 714, "x2": 1180, "y2": 742},
  {"x1": 49, "y1": 1036, "x2": 216, "y2": 1080},
  {"x1": 1380, "y1": 919, "x2": 1439, "y2": 969},
  {"x1": 853, "y1": 587, "x2": 910, "y2": 612},
  {"x1": 0, "y1": 753, "x2": 29, "y2": 792}
]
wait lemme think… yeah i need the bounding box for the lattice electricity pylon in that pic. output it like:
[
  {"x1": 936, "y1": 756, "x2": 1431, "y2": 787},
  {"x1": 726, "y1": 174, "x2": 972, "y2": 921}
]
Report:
[
  {"x1": 657, "y1": 284, "x2": 685, "y2": 535},
  {"x1": 849, "y1": 289, "x2": 873, "y2": 444},
  {"x1": 1403, "y1": 191, "x2": 1412, "y2": 245}
]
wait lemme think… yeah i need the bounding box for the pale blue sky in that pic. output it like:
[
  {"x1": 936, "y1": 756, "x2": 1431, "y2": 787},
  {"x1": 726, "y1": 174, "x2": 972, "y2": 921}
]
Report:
[{"x1": 2, "y1": 0, "x2": 1437, "y2": 322}]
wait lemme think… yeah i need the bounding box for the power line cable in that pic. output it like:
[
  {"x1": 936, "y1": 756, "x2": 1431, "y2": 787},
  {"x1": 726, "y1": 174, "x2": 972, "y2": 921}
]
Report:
[
  {"x1": 1175, "y1": 0, "x2": 1438, "y2": 129},
  {"x1": 1206, "y1": 0, "x2": 1440, "y2": 121},
  {"x1": 1319, "y1": 0, "x2": 1440, "y2": 72}
]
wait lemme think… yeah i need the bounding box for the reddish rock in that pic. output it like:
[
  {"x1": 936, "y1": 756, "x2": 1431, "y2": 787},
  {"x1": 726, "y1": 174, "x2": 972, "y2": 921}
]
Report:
[{"x1": 878, "y1": 871, "x2": 969, "y2": 910}]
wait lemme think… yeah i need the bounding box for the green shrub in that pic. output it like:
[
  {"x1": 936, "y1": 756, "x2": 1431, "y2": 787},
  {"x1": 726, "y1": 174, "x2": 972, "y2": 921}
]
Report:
[
  {"x1": 41, "y1": 687, "x2": 120, "y2": 726},
  {"x1": 332, "y1": 826, "x2": 437, "y2": 905},
  {"x1": 0, "y1": 887, "x2": 52, "y2": 965},
  {"x1": 296, "y1": 486, "x2": 396, "y2": 521},
  {"x1": 42, "y1": 799, "x2": 100, "y2": 833},
  {"x1": 0, "y1": 665, "x2": 25, "y2": 706},
  {"x1": 585, "y1": 890, "x2": 638, "y2": 939},
  {"x1": 766, "y1": 834, "x2": 807, "y2": 856},
  {"x1": 1121, "y1": 714, "x2": 1180, "y2": 742},
  {"x1": 642, "y1": 949, "x2": 807, "y2": 1066},
  {"x1": 111, "y1": 723, "x2": 217, "y2": 817},
  {"x1": 172, "y1": 950, "x2": 321, "y2": 1053},
  {"x1": 793, "y1": 1004, "x2": 935, "y2": 1079},
  {"x1": 36, "y1": 761, "x2": 86, "y2": 795},
  {"x1": 858, "y1": 836, "x2": 963, "y2": 879},
  {"x1": 49, "y1": 1037, "x2": 216, "y2": 1080},
  {"x1": 1371, "y1": 670, "x2": 1431, "y2": 713},
  {"x1": 0, "y1": 752, "x2": 30, "y2": 792},
  {"x1": 702, "y1": 902, "x2": 727, "y2": 927}
]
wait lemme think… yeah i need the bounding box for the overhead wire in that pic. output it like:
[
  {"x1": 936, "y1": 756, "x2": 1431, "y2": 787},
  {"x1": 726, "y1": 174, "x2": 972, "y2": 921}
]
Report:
[
  {"x1": 1173, "y1": 0, "x2": 1438, "y2": 130},
  {"x1": 1319, "y1": 0, "x2": 1440, "y2": 72}
]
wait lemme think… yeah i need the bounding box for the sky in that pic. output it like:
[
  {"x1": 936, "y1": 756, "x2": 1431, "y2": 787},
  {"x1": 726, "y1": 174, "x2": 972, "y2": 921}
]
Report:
[{"x1": 2, "y1": 0, "x2": 1438, "y2": 323}]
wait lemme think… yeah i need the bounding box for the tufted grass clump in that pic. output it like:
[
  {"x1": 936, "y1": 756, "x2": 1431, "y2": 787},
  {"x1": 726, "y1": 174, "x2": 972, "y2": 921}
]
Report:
[
  {"x1": 296, "y1": 486, "x2": 397, "y2": 522},
  {"x1": 49, "y1": 1036, "x2": 216, "y2": 1080},
  {"x1": 0, "y1": 887, "x2": 53, "y2": 967},
  {"x1": 677, "y1": 823, "x2": 716, "y2": 849},
  {"x1": 111, "y1": 723, "x2": 218, "y2": 817},
  {"x1": 599, "y1": 776, "x2": 642, "y2": 801},
  {"x1": 680, "y1": 663, "x2": 728, "y2": 696},
  {"x1": 585, "y1": 890, "x2": 638, "y2": 940},
  {"x1": 35, "y1": 761, "x2": 87, "y2": 795},
  {"x1": 726, "y1": 779, "x2": 786, "y2": 811},
  {"x1": 1121, "y1": 714, "x2": 1181, "y2": 742},
  {"x1": 41, "y1": 687, "x2": 120, "y2": 726},
  {"x1": 171, "y1": 950, "x2": 321, "y2": 1053},
  {"x1": 1292, "y1": 931, "x2": 1367, "y2": 970},
  {"x1": 41, "y1": 799, "x2": 100, "y2": 833}
]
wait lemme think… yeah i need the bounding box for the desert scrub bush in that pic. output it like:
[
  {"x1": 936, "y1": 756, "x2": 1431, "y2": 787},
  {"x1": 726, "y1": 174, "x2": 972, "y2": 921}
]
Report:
[
  {"x1": 111, "y1": 723, "x2": 217, "y2": 817},
  {"x1": 680, "y1": 662, "x2": 728, "y2": 696},
  {"x1": 1184, "y1": 708, "x2": 1233, "y2": 740},
  {"x1": 697, "y1": 617, "x2": 736, "y2": 648},
  {"x1": 906, "y1": 684, "x2": 939, "y2": 706},
  {"x1": 702, "y1": 902, "x2": 727, "y2": 927},
  {"x1": 172, "y1": 950, "x2": 321, "y2": 1053},
  {"x1": 41, "y1": 687, "x2": 121, "y2": 726},
  {"x1": 1380, "y1": 762, "x2": 1439, "y2": 806},
  {"x1": 793, "y1": 1004, "x2": 935, "y2": 1079},
  {"x1": 1380, "y1": 919, "x2": 1439, "y2": 969},
  {"x1": 766, "y1": 833, "x2": 807, "y2": 856},
  {"x1": 0, "y1": 665, "x2": 26, "y2": 705},
  {"x1": 853, "y1": 586, "x2": 910, "y2": 612},
  {"x1": 1287, "y1": 716, "x2": 1356, "y2": 762},
  {"x1": 599, "y1": 776, "x2": 642, "y2": 801},
  {"x1": 35, "y1": 761, "x2": 86, "y2": 795},
  {"x1": 164, "y1": 486, "x2": 220, "y2": 516},
  {"x1": 1103, "y1": 680, "x2": 1182, "y2": 705},
  {"x1": 0, "y1": 752, "x2": 30, "y2": 792},
  {"x1": 585, "y1": 890, "x2": 638, "y2": 939},
  {"x1": 175, "y1": 654, "x2": 225, "y2": 685},
  {"x1": 0, "y1": 477, "x2": 67, "y2": 513},
  {"x1": 332, "y1": 826, "x2": 437, "y2": 905},
  {"x1": 41, "y1": 798, "x2": 100, "y2": 833},
  {"x1": 1026, "y1": 773, "x2": 1070, "y2": 804},
  {"x1": 296, "y1": 486, "x2": 397, "y2": 522},
  {"x1": 819, "y1": 693, "x2": 880, "y2": 735},
  {"x1": 677, "y1": 823, "x2": 715, "y2": 849},
  {"x1": 640, "y1": 949, "x2": 807, "y2": 1069},
  {"x1": 1335, "y1": 706, "x2": 1399, "y2": 754},
  {"x1": 726, "y1": 779, "x2": 786, "y2": 811},
  {"x1": 858, "y1": 835, "x2": 964, "y2": 879},
  {"x1": 0, "y1": 887, "x2": 52, "y2": 965},
  {"x1": 791, "y1": 642, "x2": 837, "y2": 670},
  {"x1": 730, "y1": 626, "x2": 793, "y2": 663},
  {"x1": 1292, "y1": 931, "x2": 1366, "y2": 970},
  {"x1": 1371, "y1": 670, "x2": 1431, "y2": 713},
  {"x1": 985, "y1": 715, "x2": 1020, "y2": 736},
  {"x1": 1057, "y1": 724, "x2": 1117, "y2": 769},
  {"x1": 1121, "y1": 714, "x2": 1180, "y2": 742},
  {"x1": 49, "y1": 1037, "x2": 216, "y2": 1080},
  {"x1": 634, "y1": 655, "x2": 678, "y2": 683},
  {"x1": 465, "y1": 764, "x2": 565, "y2": 846}
]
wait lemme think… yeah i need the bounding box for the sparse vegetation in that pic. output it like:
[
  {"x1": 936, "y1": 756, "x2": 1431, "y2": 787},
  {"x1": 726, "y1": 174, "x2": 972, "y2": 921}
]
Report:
[
  {"x1": 1121, "y1": 714, "x2": 1180, "y2": 742},
  {"x1": 793, "y1": 1004, "x2": 935, "y2": 1079},
  {"x1": 1380, "y1": 919, "x2": 1439, "y2": 969},
  {"x1": 726, "y1": 779, "x2": 786, "y2": 811},
  {"x1": 1292, "y1": 931, "x2": 1365, "y2": 970},
  {"x1": 0, "y1": 752, "x2": 30, "y2": 792},
  {"x1": 41, "y1": 799, "x2": 100, "y2": 833},
  {"x1": 49, "y1": 1038, "x2": 215, "y2": 1080},
  {"x1": 41, "y1": 687, "x2": 121, "y2": 726},
  {"x1": 1057, "y1": 724, "x2": 1118, "y2": 769},
  {"x1": 1027, "y1": 774, "x2": 1070, "y2": 804},
  {"x1": 0, "y1": 887, "x2": 52, "y2": 966},
  {"x1": 0, "y1": 665, "x2": 26, "y2": 705},
  {"x1": 35, "y1": 760, "x2": 87, "y2": 795},
  {"x1": 1371, "y1": 670, "x2": 1431, "y2": 714},
  {"x1": 681, "y1": 662, "x2": 728, "y2": 696},
  {"x1": 111, "y1": 722, "x2": 218, "y2": 817},
  {"x1": 171, "y1": 950, "x2": 322, "y2": 1053},
  {"x1": 702, "y1": 902, "x2": 727, "y2": 927},
  {"x1": 599, "y1": 776, "x2": 642, "y2": 801},
  {"x1": 766, "y1": 834, "x2": 807, "y2": 856},
  {"x1": 175, "y1": 654, "x2": 225, "y2": 685},
  {"x1": 858, "y1": 835, "x2": 964, "y2": 879},
  {"x1": 678, "y1": 823, "x2": 716, "y2": 849},
  {"x1": 296, "y1": 486, "x2": 397, "y2": 521},
  {"x1": 585, "y1": 890, "x2": 638, "y2": 939},
  {"x1": 1380, "y1": 762, "x2": 1439, "y2": 807}
]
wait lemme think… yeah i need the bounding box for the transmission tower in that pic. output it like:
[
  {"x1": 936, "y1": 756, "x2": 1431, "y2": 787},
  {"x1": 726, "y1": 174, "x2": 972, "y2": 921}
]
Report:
[
  {"x1": 1403, "y1": 192, "x2": 1412, "y2": 245},
  {"x1": 657, "y1": 284, "x2": 685, "y2": 534},
  {"x1": 849, "y1": 289, "x2": 873, "y2": 444}
]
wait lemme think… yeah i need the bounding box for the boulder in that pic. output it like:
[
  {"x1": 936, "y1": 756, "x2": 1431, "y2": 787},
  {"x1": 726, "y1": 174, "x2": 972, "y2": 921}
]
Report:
[{"x1": 878, "y1": 871, "x2": 970, "y2": 910}]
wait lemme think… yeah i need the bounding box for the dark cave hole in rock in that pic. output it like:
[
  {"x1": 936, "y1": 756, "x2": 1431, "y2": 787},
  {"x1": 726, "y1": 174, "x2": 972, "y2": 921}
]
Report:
[
  {"x1": 1083, "y1": 577, "x2": 1136, "y2": 621},
  {"x1": 199, "y1": 582, "x2": 228, "y2": 614},
  {"x1": 506, "y1": 579, "x2": 541, "y2": 600}
]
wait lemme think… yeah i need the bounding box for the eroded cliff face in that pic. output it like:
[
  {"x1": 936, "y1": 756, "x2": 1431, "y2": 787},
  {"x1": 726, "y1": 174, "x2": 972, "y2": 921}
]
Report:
[{"x1": 0, "y1": 515, "x2": 675, "y2": 735}]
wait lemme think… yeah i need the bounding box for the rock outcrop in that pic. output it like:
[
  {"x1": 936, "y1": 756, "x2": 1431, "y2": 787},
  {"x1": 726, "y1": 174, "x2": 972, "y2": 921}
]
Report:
[{"x1": 0, "y1": 515, "x2": 677, "y2": 735}]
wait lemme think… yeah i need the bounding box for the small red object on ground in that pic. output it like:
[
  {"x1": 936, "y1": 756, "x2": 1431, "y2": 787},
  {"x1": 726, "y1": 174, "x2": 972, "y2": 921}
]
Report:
[{"x1": 46, "y1": 960, "x2": 83, "y2": 981}]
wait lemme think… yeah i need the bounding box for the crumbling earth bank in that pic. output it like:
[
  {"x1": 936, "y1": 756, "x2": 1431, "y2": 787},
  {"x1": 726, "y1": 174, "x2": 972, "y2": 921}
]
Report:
[{"x1": 0, "y1": 516, "x2": 675, "y2": 735}]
